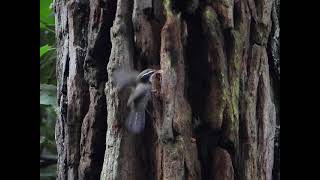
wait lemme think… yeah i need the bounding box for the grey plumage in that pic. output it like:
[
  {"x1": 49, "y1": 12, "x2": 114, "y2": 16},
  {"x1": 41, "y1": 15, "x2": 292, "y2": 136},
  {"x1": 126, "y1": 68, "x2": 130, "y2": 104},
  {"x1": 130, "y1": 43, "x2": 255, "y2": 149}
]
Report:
[
  {"x1": 113, "y1": 69, "x2": 139, "y2": 91},
  {"x1": 126, "y1": 111, "x2": 145, "y2": 134},
  {"x1": 113, "y1": 68, "x2": 157, "y2": 134}
]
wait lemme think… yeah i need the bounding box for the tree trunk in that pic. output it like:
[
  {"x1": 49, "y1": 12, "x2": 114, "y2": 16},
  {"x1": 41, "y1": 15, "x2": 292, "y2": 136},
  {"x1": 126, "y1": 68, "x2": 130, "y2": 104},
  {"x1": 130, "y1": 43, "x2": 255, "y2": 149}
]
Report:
[{"x1": 54, "y1": 0, "x2": 280, "y2": 179}]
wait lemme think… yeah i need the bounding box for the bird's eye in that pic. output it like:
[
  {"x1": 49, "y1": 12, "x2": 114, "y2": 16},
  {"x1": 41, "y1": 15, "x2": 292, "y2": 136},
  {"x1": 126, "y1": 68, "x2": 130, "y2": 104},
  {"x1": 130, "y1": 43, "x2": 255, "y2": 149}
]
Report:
[{"x1": 141, "y1": 74, "x2": 150, "y2": 81}]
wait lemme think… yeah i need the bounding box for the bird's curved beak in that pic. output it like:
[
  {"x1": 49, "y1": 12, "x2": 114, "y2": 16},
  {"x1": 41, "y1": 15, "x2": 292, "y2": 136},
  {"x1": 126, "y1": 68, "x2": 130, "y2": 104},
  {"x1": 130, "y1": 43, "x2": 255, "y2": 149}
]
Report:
[
  {"x1": 155, "y1": 70, "x2": 163, "y2": 74},
  {"x1": 150, "y1": 69, "x2": 162, "y2": 82}
]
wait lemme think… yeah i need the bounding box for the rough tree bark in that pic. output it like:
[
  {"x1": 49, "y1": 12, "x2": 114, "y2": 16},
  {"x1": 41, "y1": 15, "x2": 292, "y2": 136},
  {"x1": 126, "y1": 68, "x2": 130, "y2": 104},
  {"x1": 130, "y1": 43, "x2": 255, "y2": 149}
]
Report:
[{"x1": 54, "y1": 0, "x2": 280, "y2": 180}]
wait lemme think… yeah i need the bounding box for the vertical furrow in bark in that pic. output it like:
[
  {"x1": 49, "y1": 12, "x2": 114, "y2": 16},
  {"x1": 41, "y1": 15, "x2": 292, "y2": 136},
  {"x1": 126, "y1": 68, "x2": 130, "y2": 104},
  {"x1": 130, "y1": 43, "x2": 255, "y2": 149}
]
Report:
[
  {"x1": 268, "y1": 1, "x2": 280, "y2": 179},
  {"x1": 225, "y1": 0, "x2": 251, "y2": 179},
  {"x1": 238, "y1": 0, "x2": 275, "y2": 179},
  {"x1": 201, "y1": 5, "x2": 235, "y2": 180},
  {"x1": 157, "y1": 1, "x2": 201, "y2": 179},
  {"x1": 240, "y1": 44, "x2": 275, "y2": 180},
  {"x1": 256, "y1": 48, "x2": 276, "y2": 180},
  {"x1": 55, "y1": 0, "x2": 90, "y2": 179},
  {"x1": 202, "y1": 6, "x2": 229, "y2": 131},
  {"x1": 101, "y1": 0, "x2": 147, "y2": 179},
  {"x1": 55, "y1": 0, "x2": 70, "y2": 179},
  {"x1": 251, "y1": 0, "x2": 273, "y2": 46},
  {"x1": 79, "y1": 86, "x2": 107, "y2": 180},
  {"x1": 78, "y1": 0, "x2": 117, "y2": 179},
  {"x1": 132, "y1": 0, "x2": 157, "y2": 67},
  {"x1": 240, "y1": 44, "x2": 262, "y2": 180},
  {"x1": 268, "y1": 0, "x2": 279, "y2": 81},
  {"x1": 182, "y1": 3, "x2": 214, "y2": 178}
]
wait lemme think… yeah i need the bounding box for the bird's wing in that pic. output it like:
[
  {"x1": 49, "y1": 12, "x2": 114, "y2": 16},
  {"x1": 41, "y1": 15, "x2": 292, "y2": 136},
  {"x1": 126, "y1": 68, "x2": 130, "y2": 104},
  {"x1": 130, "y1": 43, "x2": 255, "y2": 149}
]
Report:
[
  {"x1": 113, "y1": 69, "x2": 140, "y2": 91},
  {"x1": 127, "y1": 83, "x2": 151, "y2": 110}
]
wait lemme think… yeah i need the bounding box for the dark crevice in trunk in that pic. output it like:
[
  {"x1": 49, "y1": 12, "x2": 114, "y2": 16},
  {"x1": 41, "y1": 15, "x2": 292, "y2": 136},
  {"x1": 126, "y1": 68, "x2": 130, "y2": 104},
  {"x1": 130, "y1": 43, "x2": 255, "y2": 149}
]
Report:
[
  {"x1": 151, "y1": 23, "x2": 163, "y2": 68},
  {"x1": 184, "y1": 161, "x2": 190, "y2": 180},
  {"x1": 104, "y1": 0, "x2": 118, "y2": 69},
  {"x1": 266, "y1": 2, "x2": 279, "y2": 179},
  {"x1": 134, "y1": 53, "x2": 148, "y2": 70},
  {"x1": 96, "y1": 0, "x2": 117, "y2": 82},
  {"x1": 224, "y1": 28, "x2": 232, "y2": 68},
  {"x1": 272, "y1": 124, "x2": 280, "y2": 180},
  {"x1": 184, "y1": 6, "x2": 211, "y2": 180},
  {"x1": 270, "y1": 71, "x2": 279, "y2": 180},
  {"x1": 233, "y1": 0, "x2": 240, "y2": 30},
  {"x1": 72, "y1": 2, "x2": 90, "y2": 49},
  {"x1": 80, "y1": 87, "x2": 90, "y2": 125},
  {"x1": 143, "y1": 109, "x2": 158, "y2": 180},
  {"x1": 58, "y1": 54, "x2": 70, "y2": 154},
  {"x1": 256, "y1": 75, "x2": 262, "y2": 151},
  {"x1": 238, "y1": 63, "x2": 246, "y2": 180},
  {"x1": 78, "y1": 0, "x2": 118, "y2": 179},
  {"x1": 61, "y1": 54, "x2": 70, "y2": 99},
  {"x1": 249, "y1": 19, "x2": 256, "y2": 47},
  {"x1": 197, "y1": 127, "x2": 222, "y2": 180},
  {"x1": 88, "y1": 0, "x2": 117, "y2": 176},
  {"x1": 184, "y1": 9, "x2": 209, "y2": 126},
  {"x1": 84, "y1": 0, "x2": 117, "y2": 85},
  {"x1": 170, "y1": 0, "x2": 184, "y2": 14},
  {"x1": 220, "y1": 105, "x2": 237, "y2": 178}
]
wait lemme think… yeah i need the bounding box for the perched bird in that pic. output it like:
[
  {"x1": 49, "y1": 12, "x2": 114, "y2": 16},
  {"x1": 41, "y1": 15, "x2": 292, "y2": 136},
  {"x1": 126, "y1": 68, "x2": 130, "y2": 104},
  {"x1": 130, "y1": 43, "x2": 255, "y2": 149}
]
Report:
[{"x1": 113, "y1": 68, "x2": 161, "y2": 134}]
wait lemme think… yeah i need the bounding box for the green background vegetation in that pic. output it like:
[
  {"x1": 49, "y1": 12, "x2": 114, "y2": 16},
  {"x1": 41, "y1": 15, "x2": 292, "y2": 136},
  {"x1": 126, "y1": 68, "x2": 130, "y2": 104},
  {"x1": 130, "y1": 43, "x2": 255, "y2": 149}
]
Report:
[{"x1": 40, "y1": 0, "x2": 57, "y2": 179}]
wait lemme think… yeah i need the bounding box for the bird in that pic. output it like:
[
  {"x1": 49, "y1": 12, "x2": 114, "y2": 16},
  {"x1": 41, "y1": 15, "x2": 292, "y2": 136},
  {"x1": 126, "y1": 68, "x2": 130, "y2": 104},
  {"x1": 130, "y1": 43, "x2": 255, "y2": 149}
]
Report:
[{"x1": 113, "y1": 68, "x2": 161, "y2": 134}]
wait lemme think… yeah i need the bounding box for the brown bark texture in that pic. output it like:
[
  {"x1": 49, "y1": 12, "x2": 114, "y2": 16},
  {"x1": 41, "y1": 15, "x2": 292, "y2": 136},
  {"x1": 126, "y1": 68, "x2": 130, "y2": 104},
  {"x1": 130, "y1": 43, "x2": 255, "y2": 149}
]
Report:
[{"x1": 54, "y1": 0, "x2": 280, "y2": 180}]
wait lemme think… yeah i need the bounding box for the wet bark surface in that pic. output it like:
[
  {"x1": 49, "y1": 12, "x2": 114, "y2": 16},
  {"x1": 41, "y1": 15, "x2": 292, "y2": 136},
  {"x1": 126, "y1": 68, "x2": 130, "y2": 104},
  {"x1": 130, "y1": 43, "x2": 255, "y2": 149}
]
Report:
[{"x1": 55, "y1": 0, "x2": 280, "y2": 179}]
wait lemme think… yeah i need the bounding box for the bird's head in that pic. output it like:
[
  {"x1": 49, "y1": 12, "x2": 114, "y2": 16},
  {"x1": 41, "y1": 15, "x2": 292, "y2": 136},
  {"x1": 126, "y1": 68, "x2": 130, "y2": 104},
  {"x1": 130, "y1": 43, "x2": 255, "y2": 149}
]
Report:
[{"x1": 137, "y1": 68, "x2": 162, "y2": 83}]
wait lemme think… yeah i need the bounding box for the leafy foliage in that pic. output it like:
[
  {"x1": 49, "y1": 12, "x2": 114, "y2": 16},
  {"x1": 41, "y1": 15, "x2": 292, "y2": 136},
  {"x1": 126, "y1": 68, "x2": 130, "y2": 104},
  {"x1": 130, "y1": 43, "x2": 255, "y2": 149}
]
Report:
[
  {"x1": 41, "y1": 50, "x2": 56, "y2": 85},
  {"x1": 40, "y1": 164, "x2": 57, "y2": 180},
  {"x1": 40, "y1": 0, "x2": 55, "y2": 28},
  {"x1": 40, "y1": 0, "x2": 55, "y2": 47},
  {"x1": 40, "y1": 0, "x2": 57, "y2": 179},
  {"x1": 40, "y1": 105, "x2": 57, "y2": 154},
  {"x1": 40, "y1": 84, "x2": 57, "y2": 106},
  {"x1": 40, "y1": 44, "x2": 55, "y2": 58}
]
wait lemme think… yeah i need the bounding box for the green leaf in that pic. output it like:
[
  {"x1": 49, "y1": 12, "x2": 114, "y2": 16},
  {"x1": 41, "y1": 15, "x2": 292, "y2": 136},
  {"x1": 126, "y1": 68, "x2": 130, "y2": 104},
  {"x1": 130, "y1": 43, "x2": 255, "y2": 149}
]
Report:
[
  {"x1": 40, "y1": 50, "x2": 57, "y2": 84},
  {"x1": 40, "y1": 22, "x2": 45, "y2": 29},
  {"x1": 40, "y1": 44, "x2": 51, "y2": 58},
  {"x1": 40, "y1": 0, "x2": 55, "y2": 25},
  {"x1": 40, "y1": 84, "x2": 57, "y2": 106},
  {"x1": 40, "y1": 27, "x2": 56, "y2": 47}
]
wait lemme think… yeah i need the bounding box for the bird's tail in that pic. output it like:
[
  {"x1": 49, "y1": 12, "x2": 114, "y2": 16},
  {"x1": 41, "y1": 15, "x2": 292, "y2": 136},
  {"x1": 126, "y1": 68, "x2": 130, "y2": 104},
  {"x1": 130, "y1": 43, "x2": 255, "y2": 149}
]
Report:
[{"x1": 125, "y1": 110, "x2": 145, "y2": 134}]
